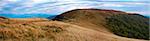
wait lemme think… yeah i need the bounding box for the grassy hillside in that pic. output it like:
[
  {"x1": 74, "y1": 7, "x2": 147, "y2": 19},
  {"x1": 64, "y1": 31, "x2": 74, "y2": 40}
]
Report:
[
  {"x1": 52, "y1": 9, "x2": 149, "y2": 40},
  {"x1": 0, "y1": 17, "x2": 143, "y2": 41},
  {"x1": 52, "y1": 9, "x2": 128, "y2": 33}
]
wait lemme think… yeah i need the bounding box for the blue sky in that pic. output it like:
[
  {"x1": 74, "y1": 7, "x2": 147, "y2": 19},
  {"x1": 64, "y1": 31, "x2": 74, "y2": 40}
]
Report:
[{"x1": 0, "y1": 0, "x2": 149, "y2": 18}]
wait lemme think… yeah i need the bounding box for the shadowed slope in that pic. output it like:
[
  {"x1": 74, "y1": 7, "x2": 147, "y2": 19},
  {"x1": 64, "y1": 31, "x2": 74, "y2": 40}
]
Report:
[{"x1": 106, "y1": 14, "x2": 149, "y2": 40}]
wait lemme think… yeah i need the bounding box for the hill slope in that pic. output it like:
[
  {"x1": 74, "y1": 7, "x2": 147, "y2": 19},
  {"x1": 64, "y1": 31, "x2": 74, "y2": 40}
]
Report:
[
  {"x1": 52, "y1": 9, "x2": 130, "y2": 34},
  {"x1": 0, "y1": 17, "x2": 145, "y2": 41},
  {"x1": 52, "y1": 9, "x2": 149, "y2": 40}
]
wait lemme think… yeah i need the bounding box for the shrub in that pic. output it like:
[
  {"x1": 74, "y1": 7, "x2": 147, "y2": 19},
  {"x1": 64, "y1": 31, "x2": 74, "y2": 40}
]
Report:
[{"x1": 106, "y1": 14, "x2": 149, "y2": 40}]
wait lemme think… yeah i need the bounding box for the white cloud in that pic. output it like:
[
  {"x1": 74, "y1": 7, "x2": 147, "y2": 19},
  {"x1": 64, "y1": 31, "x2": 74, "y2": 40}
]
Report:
[
  {"x1": 101, "y1": 0, "x2": 150, "y2": 1},
  {"x1": 0, "y1": 0, "x2": 149, "y2": 16},
  {"x1": 101, "y1": 3, "x2": 124, "y2": 7},
  {"x1": 99, "y1": 2, "x2": 150, "y2": 8},
  {"x1": 12, "y1": 1, "x2": 100, "y2": 13},
  {"x1": 118, "y1": 2, "x2": 149, "y2": 6},
  {"x1": 7, "y1": 0, "x2": 17, "y2": 1}
]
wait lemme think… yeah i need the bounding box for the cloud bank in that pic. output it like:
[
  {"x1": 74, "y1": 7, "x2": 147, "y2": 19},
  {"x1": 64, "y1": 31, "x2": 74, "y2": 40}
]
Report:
[{"x1": 0, "y1": 0, "x2": 149, "y2": 17}]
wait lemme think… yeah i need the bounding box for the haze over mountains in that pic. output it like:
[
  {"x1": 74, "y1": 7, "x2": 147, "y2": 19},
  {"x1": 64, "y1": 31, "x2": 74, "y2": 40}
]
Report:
[
  {"x1": 0, "y1": 9, "x2": 149, "y2": 41},
  {"x1": 0, "y1": 13, "x2": 57, "y2": 18}
]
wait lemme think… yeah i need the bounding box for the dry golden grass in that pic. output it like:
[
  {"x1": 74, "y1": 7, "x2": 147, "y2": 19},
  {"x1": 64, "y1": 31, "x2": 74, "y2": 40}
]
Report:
[
  {"x1": 0, "y1": 18, "x2": 62, "y2": 41},
  {"x1": 0, "y1": 18, "x2": 146, "y2": 41}
]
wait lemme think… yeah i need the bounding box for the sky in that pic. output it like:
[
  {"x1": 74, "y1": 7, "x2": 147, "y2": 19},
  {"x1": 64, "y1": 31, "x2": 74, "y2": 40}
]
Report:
[{"x1": 0, "y1": 0, "x2": 149, "y2": 18}]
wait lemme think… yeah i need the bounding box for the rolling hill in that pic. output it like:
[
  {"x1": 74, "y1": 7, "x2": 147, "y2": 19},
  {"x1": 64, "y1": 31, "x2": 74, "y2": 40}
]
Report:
[{"x1": 52, "y1": 9, "x2": 149, "y2": 40}]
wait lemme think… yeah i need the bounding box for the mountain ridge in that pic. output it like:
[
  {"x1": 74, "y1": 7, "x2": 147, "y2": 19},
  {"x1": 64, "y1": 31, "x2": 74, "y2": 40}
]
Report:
[{"x1": 52, "y1": 9, "x2": 149, "y2": 40}]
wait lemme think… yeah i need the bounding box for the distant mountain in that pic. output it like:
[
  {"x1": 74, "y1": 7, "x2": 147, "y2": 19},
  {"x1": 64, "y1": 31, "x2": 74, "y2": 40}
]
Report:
[
  {"x1": 46, "y1": 15, "x2": 57, "y2": 19},
  {"x1": 0, "y1": 13, "x2": 56, "y2": 18},
  {"x1": 0, "y1": 16, "x2": 7, "y2": 19}
]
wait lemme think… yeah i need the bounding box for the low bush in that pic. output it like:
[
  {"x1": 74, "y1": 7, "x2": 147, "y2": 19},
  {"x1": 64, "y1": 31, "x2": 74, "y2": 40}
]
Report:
[{"x1": 106, "y1": 14, "x2": 149, "y2": 40}]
